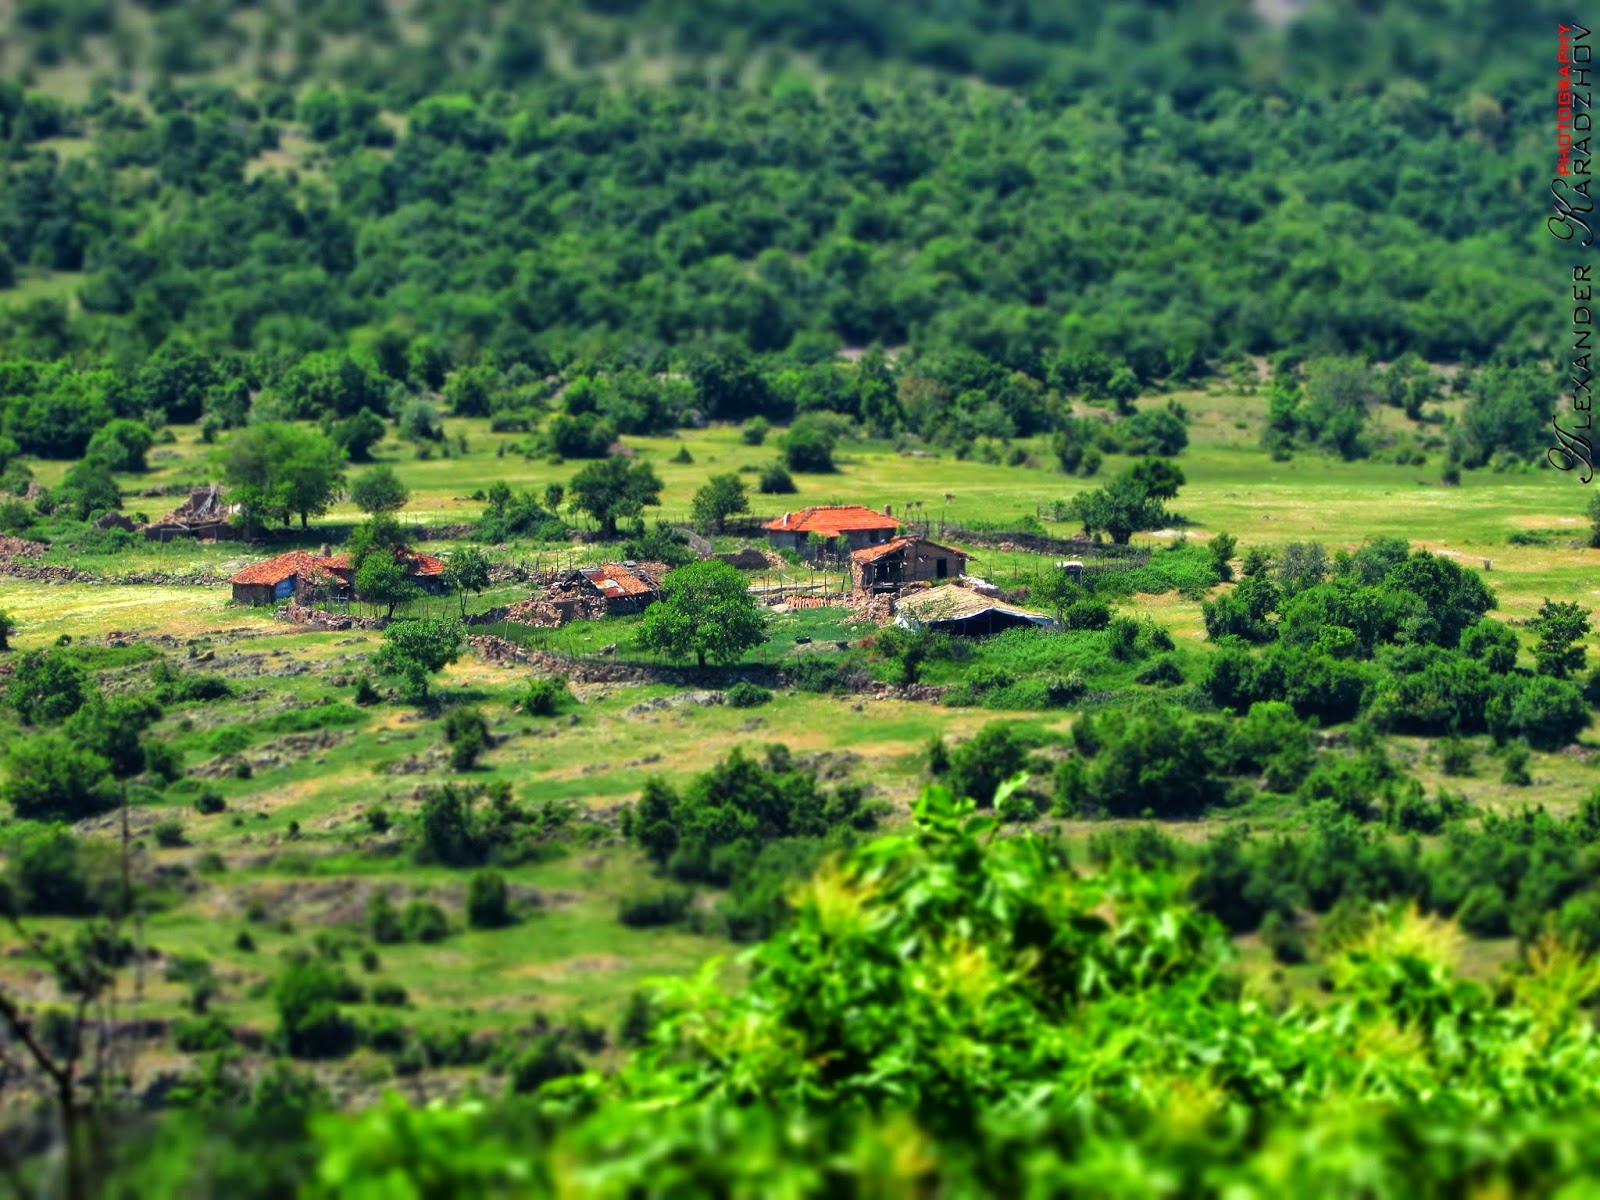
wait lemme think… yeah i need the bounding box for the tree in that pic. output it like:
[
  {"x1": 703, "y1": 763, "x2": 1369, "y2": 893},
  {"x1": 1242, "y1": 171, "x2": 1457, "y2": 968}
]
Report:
[
  {"x1": 466, "y1": 870, "x2": 512, "y2": 929},
  {"x1": 328, "y1": 408, "x2": 386, "y2": 462},
  {"x1": 56, "y1": 460, "x2": 122, "y2": 521},
  {"x1": 780, "y1": 417, "x2": 837, "y2": 473},
  {"x1": 0, "y1": 734, "x2": 117, "y2": 822},
  {"x1": 349, "y1": 465, "x2": 410, "y2": 515},
  {"x1": 355, "y1": 553, "x2": 422, "y2": 619},
  {"x1": 1531, "y1": 599, "x2": 1592, "y2": 679},
  {"x1": 220, "y1": 423, "x2": 345, "y2": 531},
  {"x1": 6, "y1": 651, "x2": 90, "y2": 724},
  {"x1": 1064, "y1": 461, "x2": 1179, "y2": 545},
  {"x1": 372, "y1": 618, "x2": 465, "y2": 702},
  {"x1": 442, "y1": 546, "x2": 492, "y2": 617},
  {"x1": 568, "y1": 457, "x2": 663, "y2": 539},
  {"x1": 0, "y1": 607, "x2": 13, "y2": 651},
  {"x1": 636, "y1": 561, "x2": 768, "y2": 668},
  {"x1": 84, "y1": 419, "x2": 154, "y2": 472},
  {"x1": 1589, "y1": 491, "x2": 1600, "y2": 549},
  {"x1": 273, "y1": 961, "x2": 357, "y2": 1060},
  {"x1": 691, "y1": 473, "x2": 750, "y2": 535}
]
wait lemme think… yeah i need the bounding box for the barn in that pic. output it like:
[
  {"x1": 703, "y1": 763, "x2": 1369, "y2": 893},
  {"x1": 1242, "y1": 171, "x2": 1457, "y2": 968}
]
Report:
[
  {"x1": 894, "y1": 585, "x2": 1058, "y2": 637},
  {"x1": 850, "y1": 536, "x2": 971, "y2": 592},
  {"x1": 228, "y1": 551, "x2": 341, "y2": 607},
  {"x1": 229, "y1": 547, "x2": 448, "y2": 606}
]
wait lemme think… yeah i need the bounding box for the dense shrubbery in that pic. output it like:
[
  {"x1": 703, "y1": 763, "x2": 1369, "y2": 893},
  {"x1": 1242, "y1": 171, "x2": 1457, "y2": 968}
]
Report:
[
  {"x1": 270, "y1": 785, "x2": 1600, "y2": 1195},
  {"x1": 632, "y1": 745, "x2": 884, "y2": 888}
]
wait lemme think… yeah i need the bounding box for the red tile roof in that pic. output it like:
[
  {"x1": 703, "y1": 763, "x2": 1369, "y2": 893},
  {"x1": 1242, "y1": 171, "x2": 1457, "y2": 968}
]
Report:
[
  {"x1": 231, "y1": 547, "x2": 445, "y2": 585},
  {"x1": 229, "y1": 551, "x2": 338, "y2": 587},
  {"x1": 764, "y1": 506, "x2": 901, "y2": 536},
  {"x1": 851, "y1": 537, "x2": 914, "y2": 564},
  {"x1": 851, "y1": 536, "x2": 972, "y2": 565},
  {"x1": 579, "y1": 563, "x2": 657, "y2": 599}
]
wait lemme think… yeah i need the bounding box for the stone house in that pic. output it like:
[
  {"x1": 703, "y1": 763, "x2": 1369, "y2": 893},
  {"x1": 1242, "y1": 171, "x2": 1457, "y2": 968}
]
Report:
[
  {"x1": 229, "y1": 547, "x2": 448, "y2": 606},
  {"x1": 763, "y1": 505, "x2": 901, "y2": 561},
  {"x1": 850, "y1": 537, "x2": 971, "y2": 592}
]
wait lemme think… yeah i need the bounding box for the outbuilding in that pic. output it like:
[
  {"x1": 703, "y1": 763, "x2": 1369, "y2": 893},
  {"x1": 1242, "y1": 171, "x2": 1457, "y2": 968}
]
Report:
[
  {"x1": 850, "y1": 537, "x2": 971, "y2": 591},
  {"x1": 894, "y1": 585, "x2": 1058, "y2": 637}
]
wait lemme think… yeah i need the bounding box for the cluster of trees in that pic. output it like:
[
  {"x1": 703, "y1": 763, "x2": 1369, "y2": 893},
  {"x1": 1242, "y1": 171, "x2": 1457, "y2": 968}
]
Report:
[
  {"x1": 101, "y1": 782, "x2": 1600, "y2": 1195},
  {"x1": 0, "y1": 0, "x2": 1562, "y2": 485},
  {"x1": 1199, "y1": 538, "x2": 1593, "y2": 747}
]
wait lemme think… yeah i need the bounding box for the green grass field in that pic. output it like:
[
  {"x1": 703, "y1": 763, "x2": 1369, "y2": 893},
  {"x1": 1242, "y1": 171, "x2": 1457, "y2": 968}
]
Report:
[{"x1": 3, "y1": 385, "x2": 1598, "y2": 1089}]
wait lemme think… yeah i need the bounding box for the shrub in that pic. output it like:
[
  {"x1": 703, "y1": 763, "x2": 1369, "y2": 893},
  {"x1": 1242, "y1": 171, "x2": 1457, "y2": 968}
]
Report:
[
  {"x1": 506, "y1": 1036, "x2": 585, "y2": 1094},
  {"x1": 617, "y1": 888, "x2": 692, "y2": 928},
  {"x1": 153, "y1": 820, "x2": 187, "y2": 848},
  {"x1": 741, "y1": 417, "x2": 770, "y2": 445},
  {"x1": 273, "y1": 960, "x2": 359, "y2": 1060},
  {"x1": 370, "y1": 983, "x2": 409, "y2": 1007},
  {"x1": 1500, "y1": 740, "x2": 1533, "y2": 786},
  {"x1": 788, "y1": 657, "x2": 848, "y2": 693},
  {"x1": 1059, "y1": 707, "x2": 1224, "y2": 819},
  {"x1": 945, "y1": 723, "x2": 1031, "y2": 810},
  {"x1": 1456, "y1": 884, "x2": 1512, "y2": 938},
  {"x1": 517, "y1": 676, "x2": 574, "y2": 717},
  {"x1": 1258, "y1": 910, "x2": 1307, "y2": 965},
  {"x1": 368, "y1": 892, "x2": 403, "y2": 944},
  {"x1": 1, "y1": 735, "x2": 117, "y2": 823},
  {"x1": 757, "y1": 462, "x2": 797, "y2": 494},
  {"x1": 195, "y1": 790, "x2": 226, "y2": 815},
  {"x1": 444, "y1": 707, "x2": 489, "y2": 771},
  {"x1": 172, "y1": 1014, "x2": 234, "y2": 1053},
  {"x1": 724, "y1": 680, "x2": 773, "y2": 708},
  {"x1": 466, "y1": 869, "x2": 513, "y2": 929},
  {"x1": 1439, "y1": 738, "x2": 1474, "y2": 776},
  {"x1": 401, "y1": 900, "x2": 450, "y2": 943}
]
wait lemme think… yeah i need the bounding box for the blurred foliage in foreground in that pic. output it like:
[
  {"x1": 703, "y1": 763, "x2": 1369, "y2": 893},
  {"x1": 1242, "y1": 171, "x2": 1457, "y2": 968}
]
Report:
[{"x1": 108, "y1": 782, "x2": 1600, "y2": 1197}]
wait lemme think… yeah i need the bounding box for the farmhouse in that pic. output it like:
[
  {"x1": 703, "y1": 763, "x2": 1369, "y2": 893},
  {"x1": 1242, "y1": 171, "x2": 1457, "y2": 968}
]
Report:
[
  {"x1": 850, "y1": 536, "x2": 971, "y2": 592},
  {"x1": 320, "y1": 549, "x2": 447, "y2": 596},
  {"x1": 574, "y1": 561, "x2": 664, "y2": 614},
  {"x1": 229, "y1": 547, "x2": 447, "y2": 606},
  {"x1": 228, "y1": 551, "x2": 342, "y2": 607},
  {"x1": 764, "y1": 505, "x2": 901, "y2": 560},
  {"x1": 894, "y1": 585, "x2": 1057, "y2": 637}
]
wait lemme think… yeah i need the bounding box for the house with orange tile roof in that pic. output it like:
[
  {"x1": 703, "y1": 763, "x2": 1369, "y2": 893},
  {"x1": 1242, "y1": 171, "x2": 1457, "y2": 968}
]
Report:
[
  {"x1": 849, "y1": 536, "x2": 971, "y2": 592},
  {"x1": 763, "y1": 505, "x2": 901, "y2": 561},
  {"x1": 229, "y1": 546, "x2": 448, "y2": 606}
]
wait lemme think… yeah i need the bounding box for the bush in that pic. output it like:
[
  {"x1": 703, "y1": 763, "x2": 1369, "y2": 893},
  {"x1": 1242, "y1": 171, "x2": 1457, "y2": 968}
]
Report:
[
  {"x1": 466, "y1": 870, "x2": 513, "y2": 929},
  {"x1": 517, "y1": 676, "x2": 574, "y2": 717},
  {"x1": 757, "y1": 462, "x2": 797, "y2": 494},
  {"x1": 4, "y1": 824, "x2": 107, "y2": 916},
  {"x1": 444, "y1": 707, "x2": 489, "y2": 771},
  {"x1": 1059, "y1": 707, "x2": 1224, "y2": 819},
  {"x1": 1, "y1": 734, "x2": 117, "y2": 823},
  {"x1": 506, "y1": 1036, "x2": 584, "y2": 1094},
  {"x1": 1456, "y1": 884, "x2": 1512, "y2": 938},
  {"x1": 195, "y1": 790, "x2": 226, "y2": 815},
  {"x1": 368, "y1": 892, "x2": 404, "y2": 944},
  {"x1": 617, "y1": 888, "x2": 693, "y2": 928},
  {"x1": 787, "y1": 657, "x2": 848, "y2": 693},
  {"x1": 945, "y1": 723, "x2": 1032, "y2": 810},
  {"x1": 402, "y1": 900, "x2": 450, "y2": 943},
  {"x1": 273, "y1": 960, "x2": 359, "y2": 1060},
  {"x1": 370, "y1": 982, "x2": 409, "y2": 1007},
  {"x1": 172, "y1": 1014, "x2": 235, "y2": 1053},
  {"x1": 153, "y1": 820, "x2": 187, "y2": 848},
  {"x1": 1258, "y1": 909, "x2": 1307, "y2": 965},
  {"x1": 724, "y1": 681, "x2": 773, "y2": 708},
  {"x1": 1438, "y1": 738, "x2": 1474, "y2": 776},
  {"x1": 1500, "y1": 740, "x2": 1533, "y2": 786},
  {"x1": 742, "y1": 417, "x2": 770, "y2": 445}
]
